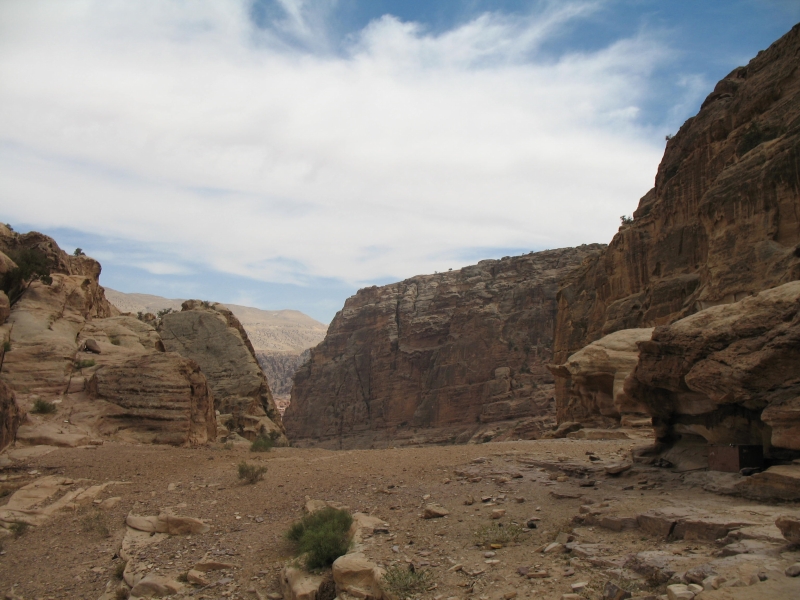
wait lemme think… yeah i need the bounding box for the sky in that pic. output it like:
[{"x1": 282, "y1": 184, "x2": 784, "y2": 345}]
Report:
[{"x1": 0, "y1": 1, "x2": 798, "y2": 323}]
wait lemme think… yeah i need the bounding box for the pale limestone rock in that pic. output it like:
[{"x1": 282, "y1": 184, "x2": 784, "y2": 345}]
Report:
[
  {"x1": 423, "y1": 504, "x2": 449, "y2": 519},
  {"x1": 280, "y1": 565, "x2": 325, "y2": 600},
  {"x1": 332, "y1": 552, "x2": 385, "y2": 599}
]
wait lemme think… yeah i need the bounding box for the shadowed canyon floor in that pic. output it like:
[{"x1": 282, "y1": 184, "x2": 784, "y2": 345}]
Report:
[{"x1": 0, "y1": 437, "x2": 799, "y2": 599}]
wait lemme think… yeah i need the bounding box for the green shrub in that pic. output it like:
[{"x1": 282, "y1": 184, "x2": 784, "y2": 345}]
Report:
[
  {"x1": 1, "y1": 248, "x2": 53, "y2": 305},
  {"x1": 238, "y1": 461, "x2": 267, "y2": 484},
  {"x1": 109, "y1": 336, "x2": 121, "y2": 346},
  {"x1": 156, "y1": 308, "x2": 173, "y2": 319},
  {"x1": 31, "y1": 399, "x2": 57, "y2": 414},
  {"x1": 2, "y1": 341, "x2": 10, "y2": 353},
  {"x1": 114, "y1": 560, "x2": 127, "y2": 580},
  {"x1": 381, "y1": 564, "x2": 432, "y2": 598},
  {"x1": 82, "y1": 510, "x2": 110, "y2": 538},
  {"x1": 75, "y1": 359, "x2": 96, "y2": 369},
  {"x1": 620, "y1": 215, "x2": 633, "y2": 225},
  {"x1": 473, "y1": 522, "x2": 525, "y2": 547},
  {"x1": 286, "y1": 507, "x2": 353, "y2": 570},
  {"x1": 250, "y1": 435, "x2": 274, "y2": 452},
  {"x1": 73, "y1": 248, "x2": 85, "y2": 256},
  {"x1": 9, "y1": 521, "x2": 29, "y2": 538}
]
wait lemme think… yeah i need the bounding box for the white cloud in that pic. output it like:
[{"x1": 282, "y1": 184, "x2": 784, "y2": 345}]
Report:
[{"x1": 0, "y1": 0, "x2": 669, "y2": 287}]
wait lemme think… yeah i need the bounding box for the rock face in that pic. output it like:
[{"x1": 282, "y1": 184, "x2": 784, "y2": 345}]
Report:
[
  {"x1": 548, "y1": 328, "x2": 653, "y2": 424},
  {"x1": 285, "y1": 245, "x2": 603, "y2": 448},
  {"x1": 553, "y1": 24, "x2": 800, "y2": 423},
  {"x1": 159, "y1": 301, "x2": 287, "y2": 444},
  {"x1": 0, "y1": 378, "x2": 21, "y2": 452},
  {"x1": 0, "y1": 225, "x2": 217, "y2": 446},
  {"x1": 628, "y1": 281, "x2": 800, "y2": 452}
]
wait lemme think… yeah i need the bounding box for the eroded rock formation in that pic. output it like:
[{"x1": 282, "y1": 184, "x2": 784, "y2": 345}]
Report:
[
  {"x1": 553, "y1": 24, "x2": 800, "y2": 423},
  {"x1": 0, "y1": 226, "x2": 217, "y2": 447},
  {"x1": 628, "y1": 281, "x2": 800, "y2": 453},
  {"x1": 548, "y1": 328, "x2": 653, "y2": 425},
  {"x1": 285, "y1": 245, "x2": 603, "y2": 448},
  {"x1": 159, "y1": 301, "x2": 287, "y2": 444}
]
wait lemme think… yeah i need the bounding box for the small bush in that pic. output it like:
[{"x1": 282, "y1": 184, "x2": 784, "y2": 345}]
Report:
[
  {"x1": 250, "y1": 435, "x2": 274, "y2": 452},
  {"x1": 31, "y1": 399, "x2": 57, "y2": 414},
  {"x1": 9, "y1": 521, "x2": 29, "y2": 538},
  {"x1": 238, "y1": 461, "x2": 267, "y2": 484},
  {"x1": 115, "y1": 585, "x2": 130, "y2": 600},
  {"x1": 2, "y1": 341, "x2": 10, "y2": 352},
  {"x1": 82, "y1": 510, "x2": 110, "y2": 538},
  {"x1": 73, "y1": 248, "x2": 85, "y2": 256},
  {"x1": 286, "y1": 507, "x2": 353, "y2": 570},
  {"x1": 114, "y1": 560, "x2": 127, "y2": 580},
  {"x1": 109, "y1": 336, "x2": 121, "y2": 346},
  {"x1": 381, "y1": 564, "x2": 432, "y2": 598},
  {"x1": 620, "y1": 215, "x2": 634, "y2": 225},
  {"x1": 75, "y1": 359, "x2": 96, "y2": 369},
  {"x1": 222, "y1": 441, "x2": 234, "y2": 450},
  {"x1": 473, "y1": 522, "x2": 525, "y2": 547},
  {"x1": 156, "y1": 308, "x2": 173, "y2": 319}
]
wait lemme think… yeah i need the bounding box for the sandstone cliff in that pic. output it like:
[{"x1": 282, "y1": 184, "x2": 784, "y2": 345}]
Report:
[
  {"x1": 159, "y1": 301, "x2": 287, "y2": 444},
  {"x1": 553, "y1": 24, "x2": 800, "y2": 423},
  {"x1": 285, "y1": 245, "x2": 603, "y2": 448},
  {"x1": 0, "y1": 226, "x2": 217, "y2": 447}
]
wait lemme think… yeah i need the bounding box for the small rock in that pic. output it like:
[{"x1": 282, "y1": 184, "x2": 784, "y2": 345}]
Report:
[
  {"x1": 527, "y1": 570, "x2": 549, "y2": 579},
  {"x1": 504, "y1": 592, "x2": 517, "y2": 600},
  {"x1": 571, "y1": 582, "x2": 588, "y2": 592},
  {"x1": 557, "y1": 476, "x2": 569, "y2": 482},
  {"x1": 485, "y1": 559, "x2": 500, "y2": 565},
  {"x1": 785, "y1": 563, "x2": 800, "y2": 577},
  {"x1": 484, "y1": 552, "x2": 496, "y2": 558},
  {"x1": 665, "y1": 584, "x2": 694, "y2": 600},
  {"x1": 517, "y1": 566, "x2": 529, "y2": 576},
  {"x1": 544, "y1": 543, "x2": 566, "y2": 554},
  {"x1": 686, "y1": 584, "x2": 703, "y2": 594},
  {"x1": 473, "y1": 457, "x2": 487, "y2": 464},
  {"x1": 423, "y1": 504, "x2": 449, "y2": 519},
  {"x1": 561, "y1": 595, "x2": 582, "y2": 600},
  {"x1": 99, "y1": 497, "x2": 121, "y2": 511},
  {"x1": 604, "y1": 581, "x2": 633, "y2": 600},
  {"x1": 562, "y1": 567, "x2": 575, "y2": 577},
  {"x1": 187, "y1": 569, "x2": 210, "y2": 586},
  {"x1": 579, "y1": 480, "x2": 596, "y2": 487},
  {"x1": 515, "y1": 497, "x2": 525, "y2": 503},
  {"x1": 605, "y1": 462, "x2": 632, "y2": 475},
  {"x1": 526, "y1": 517, "x2": 540, "y2": 529},
  {"x1": 464, "y1": 496, "x2": 475, "y2": 506},
  {"x1": 491, "y1": 509, "x2": 506, "y2": 519},
  {"x1": 448, "y1": 564, "x2": 463, "y2": 572},
  {"x1": 702, "y1": 575, "x2": 724, "y2": 590},
  {"x1": 555, "y1": 532, "x2": 575, "y2": 544}
]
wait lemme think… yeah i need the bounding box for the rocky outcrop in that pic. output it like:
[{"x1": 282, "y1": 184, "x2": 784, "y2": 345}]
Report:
[
  {"x1": 256, "y1": 348, "x2": 310, "y2": 398},
  {"x1": 548, "y1": 328, "x2": 653, "y2": 425},
  {"x1": 628, "y1": 281, "x2": 800, "y2": 453},
  {"x1": 0, "y1": 226, "x2": 217, "y2": 447},
  {"x1": 159, "y1": 301, "x2": 287, "y2": 444},
  {"x1": 87, "y1": 352, "x2": 215, "y2": 445},
  {"x1": 553, "y1": 24, "x2": 800, "y2": 422},
  {"x1": 0, "y1": 378, "x2": 21, "y2": 452},
  {"x1": 285, "y1": 245, "x2": 603, "y2": 448}
]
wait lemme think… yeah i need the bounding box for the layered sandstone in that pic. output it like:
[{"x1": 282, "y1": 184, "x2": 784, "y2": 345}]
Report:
[
  {"x1": 553, "y1": 24, "x2": 800, "y2": 422},
  {"x1": 0, "y1": 226, "x2": 217, "y2": 447},
  {"x1": 159, "y1": 301, "x2": 287, "y2": 444},
  {"x1": 628, "y1": 281, "x2": 800, "y2": 452},
  {"x1": 285, "y1": 245, "x2": 603, "y2": 448}
]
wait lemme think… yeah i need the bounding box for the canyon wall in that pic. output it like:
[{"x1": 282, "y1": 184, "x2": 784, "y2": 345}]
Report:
[
  {"x1": 553, "y1": 24, "x2": 800, "y2": 423},
  {"x1": 284, "y1": 245, "x2": 603, "y2": 448}
]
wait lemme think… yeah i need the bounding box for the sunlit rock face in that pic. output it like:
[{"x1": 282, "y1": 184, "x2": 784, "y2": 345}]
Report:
[
  {"x1": 159, "y1": 301, "x2": 287, "y2": 445},
  {"x1": 553, "y1": 24, "x2": 800, "y2": 423},
  {"x1": 285, "y1": 245, "x2": 603, "y2": 448},
  {"x1": 628, "y1": 281, "x2": 800, "y2": 452}
]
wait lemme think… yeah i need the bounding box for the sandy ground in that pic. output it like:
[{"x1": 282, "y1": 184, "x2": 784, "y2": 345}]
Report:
[{"x1": 0, "y1": 437, "x2": 799, "y2": 600}]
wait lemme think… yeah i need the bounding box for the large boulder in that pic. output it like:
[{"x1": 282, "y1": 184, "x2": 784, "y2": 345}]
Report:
[
  {"x1": 159, "y1": 302, "x2": 286, "y2": 444},
  {"x1": 87, "y1": 351, "x2": 215, "y2": 445},
  {"x1": 553, "y1": 24, "x2": 800, "y2": 423},
  {"x1": 548, "y1": 328, "x2": 653, "y2": 423},
  {"x1": 629, "y1": 281, "x2": 800, "y2": 451}
]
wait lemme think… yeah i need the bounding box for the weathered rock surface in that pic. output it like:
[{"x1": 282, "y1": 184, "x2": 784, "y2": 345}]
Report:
[
  {"x1": 0, "y1": 378, "x2": 21, "y2": 452},
  {"x1": 0, "y1": 226, "x2": 218, "y2": 447},
  {"x1": 159, "y1": 301, "x2": 286, "y2": 444},
  {"x1": 554, "y1": 25, "x2": 800, "y2": 423},
  {"x1": 548, "y1": 328, "x2": 653, "y2": 423},
  {"x1": 629, "y1": 281, "x2": 800, "y2": 451},
  {"x1": 286, "y1": 245, "x2": 603, "y2": 448}
]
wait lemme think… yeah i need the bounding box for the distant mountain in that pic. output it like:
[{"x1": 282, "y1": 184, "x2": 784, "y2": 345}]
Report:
[{"x1": 104, "y1": 288, "x2": 327, "y2": 407}]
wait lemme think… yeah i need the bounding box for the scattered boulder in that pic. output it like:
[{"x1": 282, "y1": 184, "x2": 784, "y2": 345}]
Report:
[
  {"x1": 332, "y1": 552, "x2": 385, "y2": 599},
  {"x1": 423, "y1": 504, "x2": 449, "y2": 519},
  {"x1": 125, "y1": 512, "x2": 210, "y2": 535},
  {"x1": 280, "y1": 566, "x2": 326, "y2": 600},
  {"x1": 775, "y1": 515, "x2": 800, "y2": 545}
]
